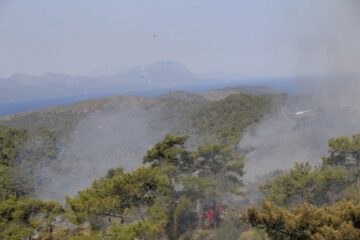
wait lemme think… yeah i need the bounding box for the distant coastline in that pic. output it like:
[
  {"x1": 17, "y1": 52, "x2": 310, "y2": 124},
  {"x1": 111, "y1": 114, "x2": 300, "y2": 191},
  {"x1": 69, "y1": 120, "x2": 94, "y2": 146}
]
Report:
[{"x1": 0, "y1": 79, "x2": 295, "y2": 116}]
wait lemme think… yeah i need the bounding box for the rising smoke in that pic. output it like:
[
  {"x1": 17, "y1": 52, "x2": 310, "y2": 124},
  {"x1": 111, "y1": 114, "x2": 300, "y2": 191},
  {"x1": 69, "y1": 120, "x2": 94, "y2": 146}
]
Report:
[
  {"x1": 239, "y1": 0, "x2": 360, "y2": 178},
  {"x1": 36, "y1": 102, "x2": 171, "y2": 201},
  {"x1": 240, "y1": 79, "x2": 360, "y2": 178},
  {"x1": 35, "y1": 0, "x2": 360, "y2": 198}
]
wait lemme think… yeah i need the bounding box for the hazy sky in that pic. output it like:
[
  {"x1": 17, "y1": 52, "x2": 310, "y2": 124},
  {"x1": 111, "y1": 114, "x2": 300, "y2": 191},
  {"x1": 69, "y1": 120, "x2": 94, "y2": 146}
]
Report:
[{"x1": 0, "y1": 0, "x2": 359, "y2": 78}]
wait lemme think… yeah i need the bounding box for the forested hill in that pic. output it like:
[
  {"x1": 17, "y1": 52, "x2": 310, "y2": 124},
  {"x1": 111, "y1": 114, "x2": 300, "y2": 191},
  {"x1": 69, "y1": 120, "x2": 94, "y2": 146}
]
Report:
[
  {"x1": 1, "y1": 86, "x2": 360, "y2": 239},
  {"x1": 0, "y1": 86, "x2": 284, "y2": 144},
  {"x1": 0, "y1": 86, "x2": 284, "y2": 200},
  {"x1": 0, "y1": 86, "x2": 285, "y2": 239}
]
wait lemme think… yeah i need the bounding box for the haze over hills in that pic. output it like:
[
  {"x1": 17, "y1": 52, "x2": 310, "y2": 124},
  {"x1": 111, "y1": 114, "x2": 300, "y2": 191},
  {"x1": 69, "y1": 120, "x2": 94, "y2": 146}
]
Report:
[
  {"x1": 0, "y1": 61, "x2": 216, "y2": 102},
  {"x1": 0, "y1": 87, "x2": 282, "y2": 200},
  {"x1": 0, "y1": 61, "x2": 294, "y2": 115},
  {"x1": 3, "y1": 0, "x2": 360, "y2": 238}
]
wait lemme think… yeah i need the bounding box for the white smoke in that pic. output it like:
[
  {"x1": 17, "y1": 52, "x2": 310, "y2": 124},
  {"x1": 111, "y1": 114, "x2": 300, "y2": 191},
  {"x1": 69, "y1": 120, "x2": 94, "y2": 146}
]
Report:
[
  {"x1": 240, "y1": 0, "x2": 360, "y2": 178},
  {"x1": 36, "y1": 103, "x2": 170, "y2": 201},
  {"x1": 240, "y1": 79, "x2": 360, "y2": 178}
]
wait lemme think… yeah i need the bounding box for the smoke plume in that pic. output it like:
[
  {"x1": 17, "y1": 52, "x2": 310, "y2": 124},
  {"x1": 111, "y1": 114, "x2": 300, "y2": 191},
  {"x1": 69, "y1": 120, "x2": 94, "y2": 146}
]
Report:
[
  {"x1": 240, "y1": 0, "x2": 360, "y2": 178},
  {"x1": 36, "y1": 103, "x2": 171, "y2": 201}
]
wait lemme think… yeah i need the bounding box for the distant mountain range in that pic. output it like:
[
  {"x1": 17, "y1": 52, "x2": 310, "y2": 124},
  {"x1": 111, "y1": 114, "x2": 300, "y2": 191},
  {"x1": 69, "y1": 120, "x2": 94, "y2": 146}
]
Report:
[
  {"x1": 0, "y1": 61, "x2": 294, "y2": 115},
  {"x1": 0, "y1": 62, "x2": 201, "y2": 102}
]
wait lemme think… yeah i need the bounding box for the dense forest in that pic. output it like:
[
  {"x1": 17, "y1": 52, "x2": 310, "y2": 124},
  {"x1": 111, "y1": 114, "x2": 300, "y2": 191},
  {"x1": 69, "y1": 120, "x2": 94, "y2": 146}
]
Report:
[{"x1": 0, "y1": 91, "x2": 359, "y2": 239}]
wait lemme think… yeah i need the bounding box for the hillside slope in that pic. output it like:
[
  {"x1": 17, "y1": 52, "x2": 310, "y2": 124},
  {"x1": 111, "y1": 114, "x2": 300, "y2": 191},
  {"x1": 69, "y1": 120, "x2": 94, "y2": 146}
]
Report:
[{"x1": 0, "y1": 87, "x2": 283, "y2": 200}]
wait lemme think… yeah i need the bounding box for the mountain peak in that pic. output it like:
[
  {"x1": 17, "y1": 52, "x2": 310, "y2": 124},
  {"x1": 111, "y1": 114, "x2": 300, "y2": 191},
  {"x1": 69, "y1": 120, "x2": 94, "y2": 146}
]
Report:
[
  {"x1": 117, "y1": 61, "x2": 196, "y2": 87},
  {"x1": 132, "y1": 61, "x2": 193, "y2": 76},
  {"x1": 40, "y1": 72, "x2": 71, "y2": 79}
]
